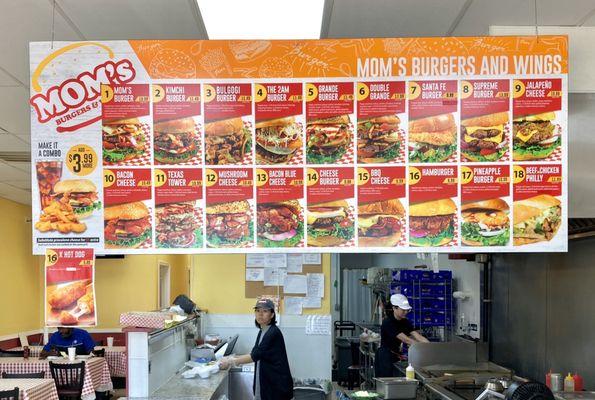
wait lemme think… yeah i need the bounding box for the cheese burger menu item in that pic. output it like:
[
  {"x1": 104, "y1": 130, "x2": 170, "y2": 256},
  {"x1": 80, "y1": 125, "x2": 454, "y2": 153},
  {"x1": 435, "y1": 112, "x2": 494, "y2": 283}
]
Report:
[
  {"x1": 358, "y1": 199, "x2": 405, "y2": 247},
  {"x1": 461, "y1": 199, "x2": 510, "y2": 247},
  {"x1": 156, "y1": 201, "x2": 200, "y2": 248},
  {"x1": 513, "y1": 194, "x2": 561, "y2": 245},
  {"x1": 461, "y1": 112, "x2": 509, "y2": 162},
  {"x1": 257, "y1": 200, "x2": 303, "y2": 247},
  {"x1": 53, "y1": 179, "x2": 101, "y2": 219},
  {"x1": 104, "y1": 201, "x2": 152, "y2": 249},
  {"x1": 307, "y1": 200, "x2": 353, "y2": 247},
  {"x1": 154, "y1": 117, "x2": 199, "y2": 164},
  {"x1": 408, "y1": 113, "x2": 457, "y2": 163},
  {"x1": 255, "y1": 117, "x2": 302, "y2": 164},
  {"x1": 206, "y1": 200, "x2": 252, "y2": 247},
  {"x1": 204, "y1": 117, "x2": 251, "y2": 165},
  {"x1": 102, "y1": 117, "x2": 146, "y2": 163}
]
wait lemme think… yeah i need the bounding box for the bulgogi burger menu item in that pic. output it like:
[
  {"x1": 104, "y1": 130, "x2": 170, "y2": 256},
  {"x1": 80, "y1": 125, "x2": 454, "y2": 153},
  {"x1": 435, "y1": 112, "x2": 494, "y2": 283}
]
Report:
[
  {"x1": 358, "y1": 199, "x2": 405, "y2": 247},
  {"x1": 206, "y1": 200, "x2": 252, "y2": 247},
  {"x1": 154, "y1": 117, "x2": 199, "y2": 164},
  {"x1": 53, "y1": 179, "x2": 101, "y2": 219},
  {"x1": 204, "y1": 117, "x2": 251, "y2": 165},
  {"x1": 156, "y1": 201, "x2": 200, "y2": 248},
  {"x1": 102, "y1": 117, "x2": 146, "y2": 163},
  {"x1": 104, "y1": 201, "x2": 152, "y2": 249},
  {"x1": 255, "y1": 117, "x2": 302, "y2": 164}
]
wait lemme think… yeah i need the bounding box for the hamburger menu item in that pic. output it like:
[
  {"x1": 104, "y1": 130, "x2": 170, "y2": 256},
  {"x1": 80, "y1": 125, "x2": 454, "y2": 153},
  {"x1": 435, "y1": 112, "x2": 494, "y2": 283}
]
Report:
[
  {"x1": 53, "y1": 179, "x2": 100, "y2": 219},
  {"x1": 306, "y1": 115, "x2": 352, "y2": 164},
  {"x1": 156, "y1": 202, "x2": 200, "y2": 248},
  {"x1": 461, "y1": 199, "x2": 510, "y2": 246},
  {"x1": 255, "y1": 117, "x2": 302, "y2": 164},
  {"x1": 307, "y1": 200, "x2": 354, "y2": 247},
  {"x1": 205, "y1": 117, "x2": 251, "y2": 165},
  {"x1": 409, "y1": 114, "x2": 457, "y2": 163},
  {"x1": 257, "y1": 200, "x2": 303, "y2": 247},
  {"x1": 154, "y1": 117, "x2": 198, "y2": 164},
  {"x1": 357, "y1": 115, "x2": 401, "y2": 163},
  {"x1": 513, "y1": 194, "x2": 561, "y2": 245},
  {"x1": 104, "y1": 201, "x2": 152, "y2": 249},
  {"x1": 461, "y1": 112, "x2": 508, "y2": 162},
  {"x1": 513, "y1": 112, "x2": 560, "y2": 160},
  {"x1": 358, "y1": 199, "x2": 405, "y2": 247},
  {"x1": 409, "y1": 198, "x2": 456, "y2": 247},
  {"x1": 206, "y1": 200, "x2": 253, "y2": 247},
  {"x1": 102, "y1": 117, "x2": 146, "y2": 163}
]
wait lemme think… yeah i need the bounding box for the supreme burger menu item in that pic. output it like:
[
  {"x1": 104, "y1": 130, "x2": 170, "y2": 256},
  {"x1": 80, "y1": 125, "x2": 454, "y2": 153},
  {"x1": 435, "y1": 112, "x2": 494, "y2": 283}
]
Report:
[
  {"x1": 357, "y1": 81, "x2": 406, "y2": 164},
  {"x1": 460, "y1": 165, "x2": 510, "y2": 247},
  {"x1": 357, "y1": 166, "x2": 406, "y2": 247},
  {"x1": 408, "y1": 80, "x2": 458, "y2": 163},
  {"x1": 155, "y1": 168, "x2": 203, "y2": 248},
  {"x1": 306, "y1": 82, "x2": 354, "y2": 164},
  {"x1": 408, "y1": 166, "x2": 458, "y2": 247},
  {"x1": 205, "y1": 168, "x2": 254, "y2": 247},
  {"x1": 460, "y1": 80, "x2": 510, "y2": 162},
  {"x1": 255, "y1": 83, "x2": 303, "y2": 165},
  {"x1": 256, "y1": 167, "x2": 304, "y2": 248},
  {"x1": 204, "y1": 83, "x2": 253, "y2": 165},
  {"x1": 513, "y1": 164, "x2": 562, "y2": 246},
  {"x1": 101, "y1": 84, "x2": 151, "y2": 165},
  {"x1": 513, "y1": 79, "x2": 562, "y2": 161}
]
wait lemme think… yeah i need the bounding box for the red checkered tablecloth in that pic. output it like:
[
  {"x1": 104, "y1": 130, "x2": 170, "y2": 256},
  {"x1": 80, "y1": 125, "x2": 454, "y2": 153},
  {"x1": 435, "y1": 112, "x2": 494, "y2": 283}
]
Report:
[
  {"x1": 103, "y1": 124, "x2": 152, "y2": 167},
  {"x1": 0, "y1": 378, "x2": 59, "y2": 400},
  {"x1": 119, "y1": 311, "x2": 176, "y2": 329}
]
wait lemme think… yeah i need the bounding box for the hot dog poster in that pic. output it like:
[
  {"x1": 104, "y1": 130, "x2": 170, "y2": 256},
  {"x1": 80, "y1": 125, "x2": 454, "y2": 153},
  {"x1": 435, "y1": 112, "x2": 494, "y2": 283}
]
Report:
[{"x1": 30, "y1": 37, "x2": 568, "y2": 253}]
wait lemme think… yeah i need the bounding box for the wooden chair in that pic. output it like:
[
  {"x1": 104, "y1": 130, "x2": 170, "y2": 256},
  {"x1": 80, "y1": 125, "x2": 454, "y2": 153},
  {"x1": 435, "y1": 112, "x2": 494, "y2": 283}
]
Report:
[
  {"x1": 0, "y1": 350, "x2": 24, "y2": 357},
  {"x1": 49, "y1": 361, "x2": 85, "y2": 400},
  {"x1": 2, "y1": 371, "x2": 45, "y2": 378},
  {"x1": 0, "y1": 388, "x2": 19, "y2": 400}
]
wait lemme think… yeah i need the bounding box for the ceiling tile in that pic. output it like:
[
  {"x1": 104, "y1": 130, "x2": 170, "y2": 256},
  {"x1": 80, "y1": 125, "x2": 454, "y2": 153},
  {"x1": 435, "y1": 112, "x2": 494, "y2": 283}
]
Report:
[
  {"x1": 0, "y1": 182, "x2": 31, "y2": 205},
  {"x1": 6, "y1": 161, "x2": 31, "y2": 175},
  {"x1": 0, "y1": 134, "x2": 29, "y2": 152},
  {"x1": 0, "y1": 69, "x2": 22, "y2": 87},
  {"x1": 0, "y1": 161, "x2": 29, "y2": 180},
  {"x1": 0, "y1": 87, "x2": 30, "y2": 134},
  {"x1": 581, "y1": 11, "x2": 595, "y2": 26},
  {"x1": 1, "y1": 180, "x2": 31, "y2": 190}
]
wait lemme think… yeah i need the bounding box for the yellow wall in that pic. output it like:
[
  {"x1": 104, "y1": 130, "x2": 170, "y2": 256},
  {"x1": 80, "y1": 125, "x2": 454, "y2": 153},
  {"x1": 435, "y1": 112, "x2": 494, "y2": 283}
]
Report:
[{"x1": 190, "y1": 254, "x2": 331, "y2": 315}]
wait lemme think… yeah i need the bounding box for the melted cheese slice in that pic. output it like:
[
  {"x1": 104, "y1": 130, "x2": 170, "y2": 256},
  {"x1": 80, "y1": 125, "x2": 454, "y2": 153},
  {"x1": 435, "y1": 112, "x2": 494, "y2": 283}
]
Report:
[
  {"x1": 515, "y1": 129, "x2": 538, "y2": 143},
  {"x1": 358, "y1": 214, "x2": 397, "y2": 229},
  {"x1": 307, "y1": 209, "x2": 345, "y2": 225},
  {"x1": 463, "y1": 126, "x2": 504, "y2": 143}
]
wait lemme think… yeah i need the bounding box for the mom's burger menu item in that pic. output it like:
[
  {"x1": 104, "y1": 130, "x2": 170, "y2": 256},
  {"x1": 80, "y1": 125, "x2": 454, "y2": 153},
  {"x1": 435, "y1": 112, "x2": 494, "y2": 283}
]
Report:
[
  {"x1": 152, "y1": 83, "x2": 202, "y2": 165},
  {"x1": 306, "y1": 82, "x2": 354, "y2": 164},
  {"x1": 408, "y1": 80, "x2": 458, "y2": 163},
  {"x1": 357, "y1": 81, "x2": 406, "y2": 164},
  {"x1": 460, "y1": 165, "x2": 510, "y2": 247},
  {"x1": 460, "y1": 80, "x2": 510, "y2": 162},
  {"x1": 256, "y1": 167, "x2": 304, "y2": 247},
  {"x1": 205, "y1": 168, "x2": 254, "y2": 247},
  {"x1": 513, "y1": 164, "x2": 563, "y2": 246},
  {"x1": 203, "y1": 83, "x2": 253, "y2": 165},
  {"x1": 357, "y1": 166, "x2": 406, "y2": 247},
  {"x1": 101, "y1": 84, "x2": 151, "y2": 165},
  {"x1": 45, "y1": 248, "x2": 96, "y2": 327},
  {"x1": 103, "y1": 168, "x2": 153, "y2": 250},
  {"x1": 408, "y1": 166, "x2": 458, "y2": 247},
  {"x1": 254, "y1": 83, "x2": 303, "y2": 165},
  {"x1": 513, "y1": 79, "x2": 562, "y2": 161},
  {"x1": 306, "y1": 167, "x2": 355, "y2": 247},
  {"x1": 154, "y1": 168, "x2": 203, "y2": 249}
]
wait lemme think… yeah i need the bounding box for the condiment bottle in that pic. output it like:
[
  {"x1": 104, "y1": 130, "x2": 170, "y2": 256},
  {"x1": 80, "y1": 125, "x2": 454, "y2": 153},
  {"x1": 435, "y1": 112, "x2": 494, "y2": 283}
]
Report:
[
  {"x1": 564, "y1": 373, "x2": 575, "y2": 392},
  {"x1": 23, "y1": 346, "x2": 30, "y2": 360},
  {"x1": 573, "y1": 373, "x2": 583, "y2": 392},
  {"x1": 406, "y1": 364, "x2": 415, "y2": 380},
  {"x1": 550, "y1": 373, "x2": 562, "y2": 392},
  {"x1": 545, "y1": 369, "x2": 552, "y2": 388}
]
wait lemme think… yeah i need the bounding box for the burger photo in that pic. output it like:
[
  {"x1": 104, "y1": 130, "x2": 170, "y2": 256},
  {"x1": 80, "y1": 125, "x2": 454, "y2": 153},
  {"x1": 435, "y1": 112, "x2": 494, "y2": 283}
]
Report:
[
  {"x1": 104, "y1": 201, "x2": 152, "y2": 249},
  {"x1": 204, "y1": 117, "x2": 251, "y2": 165},
  {"x1": 307, "y1": 200, "x2": 354, "y2": 247},
  {"x1": 156, "y1": 201, "x2": 201, "y2": 248},
  {"x1": 102, "y1": 117, "x2": 146, "y2": 163},
  {"x1": 255, "y1": 116, "x2": 302, "y2": 164},
  {"x1": 409, "y1": 198, "x2": 456, "y2": 247},
  {"x1": 461, "y1": 198, "x2": 510, "y2": 246},
  {"x1": 154, "y1": 117, "x2": 199, "y2": 164},
  {"x1": 357, "y1": 115, "x2": 402, "y2": 163},
  {"x1": 513, "y1": 194, "x2": 561, "y2": 245},
  {"x1": 358, "y1": 198, "x2": 405, "y2": 247},
  {"x1": 306, "y1": 115, "x2": 352, "y2": 164},
  {"x1": 460, "y1": 112, "x2": 508, "y2": 162},
  {"x1": 257, "y1": 200, "x2": 303, "y2": 247},
  {"x1": 513, "y1": 112, "x2": 560, "y2": 160},
  {"x1": 52, "y1": 179, "x2": 100, "y2": 219},
  {"x1": 206, "y1": 200, "x2": 253, "y2": 247},
  {"x1": 408, "y1": 113, "x2": 457, "y2": 163}
]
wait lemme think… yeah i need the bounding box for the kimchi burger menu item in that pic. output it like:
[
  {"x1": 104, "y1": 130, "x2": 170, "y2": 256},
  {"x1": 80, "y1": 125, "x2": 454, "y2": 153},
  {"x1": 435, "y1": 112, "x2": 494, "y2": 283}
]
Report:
[
  {"x1": 104, "y1": 201, "x2": 152, "y2": 249},
  {"x1": 154, "y1": 117, "x2": 200, "y2": 164}
]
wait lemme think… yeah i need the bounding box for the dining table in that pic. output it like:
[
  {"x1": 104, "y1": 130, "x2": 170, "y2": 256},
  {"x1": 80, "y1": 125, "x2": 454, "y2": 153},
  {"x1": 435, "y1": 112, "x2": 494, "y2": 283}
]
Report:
[{"x1": 0, "y1": 378, "x2": 59, "y2": 400}]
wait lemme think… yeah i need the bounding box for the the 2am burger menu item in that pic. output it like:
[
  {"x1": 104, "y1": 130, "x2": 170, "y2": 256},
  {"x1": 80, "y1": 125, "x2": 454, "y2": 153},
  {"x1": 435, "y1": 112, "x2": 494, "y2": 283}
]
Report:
[
  {"x1": 460, "y1": 80, "x2": 510, "y2": 162},
  {"x1": 152, "y1": 83, "x2": 202, "y2": 165},
  {"x1": 203, "y1": 83, "x2": 253, "y2": 165},
  {"x1": 357, "y1": 166, "x2": 406, "y2": 247},
  {"x1": 254, "y1": 83, "x2": 304, "y2": 165},
  {"x1": 460, "y1": 165, "x2": 510, "y2": 247},
  {"x1": 205, "y1": 168, "x2": 254, "y2": 248},
  {"x1": 357, "y1": 81, "x2": 406, "y2": 164},
  {"x1": 408, "y1": 165, "x2": 458, "y2": 247},
  {"x1": 306, "y1": 167, "x2": 355, "y2": 247},
  {"x1": 306, "y1": 82, "x2": 355, "y2": 164},
  {"x1": 154, "y1": 168, "x2": 203, "y2": 249},
  {"x1": 408, "y1": 80, "x2": 458, "y2": 163},
  {"x1": 256, "y1": 167, "x2": 304, "y2": 248},
  {"x1": 45, "y1": 248, "x2": 96, "y2": 327}
]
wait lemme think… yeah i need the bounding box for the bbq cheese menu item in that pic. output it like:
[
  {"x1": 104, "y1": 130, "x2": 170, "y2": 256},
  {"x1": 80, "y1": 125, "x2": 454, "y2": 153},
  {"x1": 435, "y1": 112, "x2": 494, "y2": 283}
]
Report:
[
  {"x1": 357, "y1": 166, "x2": 406, "y2": 247},
  {"x1": 306, "y1": 83, "x2": 354, "y2": 164},
  {"x1": 203, "y1": 83, "x2": 253, "y2": 165},
  {"x1": 256, "y1": 167, "x2": 304, "y2": 248}
]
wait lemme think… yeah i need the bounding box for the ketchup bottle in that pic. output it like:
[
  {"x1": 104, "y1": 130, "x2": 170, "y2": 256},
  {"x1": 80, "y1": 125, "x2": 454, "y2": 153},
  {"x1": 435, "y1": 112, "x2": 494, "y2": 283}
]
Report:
[
  {"x1": 573, "y1": 373, "x2": 584, "y2": 392},
  {"x1": 23, "y1": 346, "x2": 30, "y2": 360},
  {"x1": 546, "y1": 369, "x2": 552, "y2": 389}
]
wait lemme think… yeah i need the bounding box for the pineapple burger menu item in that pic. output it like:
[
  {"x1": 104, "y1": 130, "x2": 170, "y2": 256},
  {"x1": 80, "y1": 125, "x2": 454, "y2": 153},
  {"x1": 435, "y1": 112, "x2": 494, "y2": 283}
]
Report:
[
  {"x1": 206, "y1": 200, "x2": 252, "y2": 247},
  {"x1": 154, "y1": 117, "x2": 199, "y2": 164},
  {"x1": 104, "y1": 201, "x2": 152, "y2": 249},
  {"x1": 461, "y1": 199, "x2": 510, "y2": 246},
  {"x1": 358, "y1": 199, "x2": 405, "y2": 247}
]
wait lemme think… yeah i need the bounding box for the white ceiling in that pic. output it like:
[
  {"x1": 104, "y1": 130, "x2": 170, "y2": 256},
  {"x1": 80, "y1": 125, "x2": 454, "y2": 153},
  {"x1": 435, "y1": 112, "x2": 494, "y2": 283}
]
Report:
[{"x1": 1, "y1": 0, "x2": 594, "y2": 204}]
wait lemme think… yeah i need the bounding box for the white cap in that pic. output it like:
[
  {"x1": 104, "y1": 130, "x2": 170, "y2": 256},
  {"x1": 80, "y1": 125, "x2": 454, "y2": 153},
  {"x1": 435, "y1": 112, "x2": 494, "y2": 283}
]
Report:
[{"x1": 390, "y1": 294, "x2": 412, "y2": 310}]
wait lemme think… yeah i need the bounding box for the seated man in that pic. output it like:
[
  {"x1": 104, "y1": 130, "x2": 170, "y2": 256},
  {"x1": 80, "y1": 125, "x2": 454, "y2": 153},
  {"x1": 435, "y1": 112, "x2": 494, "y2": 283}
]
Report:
[{"x1": 39, "y1": 327, "x2": 95, "y2": 359}]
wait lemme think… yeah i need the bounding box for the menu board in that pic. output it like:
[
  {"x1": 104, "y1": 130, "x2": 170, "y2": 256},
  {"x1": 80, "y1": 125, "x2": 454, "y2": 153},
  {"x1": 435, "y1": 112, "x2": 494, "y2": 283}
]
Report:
[{"x1": 29, "y1": 37, "x2": 568, "y2": 253}]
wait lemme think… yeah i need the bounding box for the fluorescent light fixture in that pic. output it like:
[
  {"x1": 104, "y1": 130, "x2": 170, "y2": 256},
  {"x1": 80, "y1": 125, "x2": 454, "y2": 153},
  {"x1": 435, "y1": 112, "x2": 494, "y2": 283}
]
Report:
[{"x1": 197, "y1": 0, "x2": 324, "y2": 39}]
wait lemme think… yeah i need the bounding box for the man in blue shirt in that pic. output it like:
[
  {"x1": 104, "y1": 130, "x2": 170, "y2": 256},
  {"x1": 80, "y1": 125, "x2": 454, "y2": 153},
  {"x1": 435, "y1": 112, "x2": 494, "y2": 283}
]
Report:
[{"x1": 39, "y1": 327, "x2": 96, "y2": 358}]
